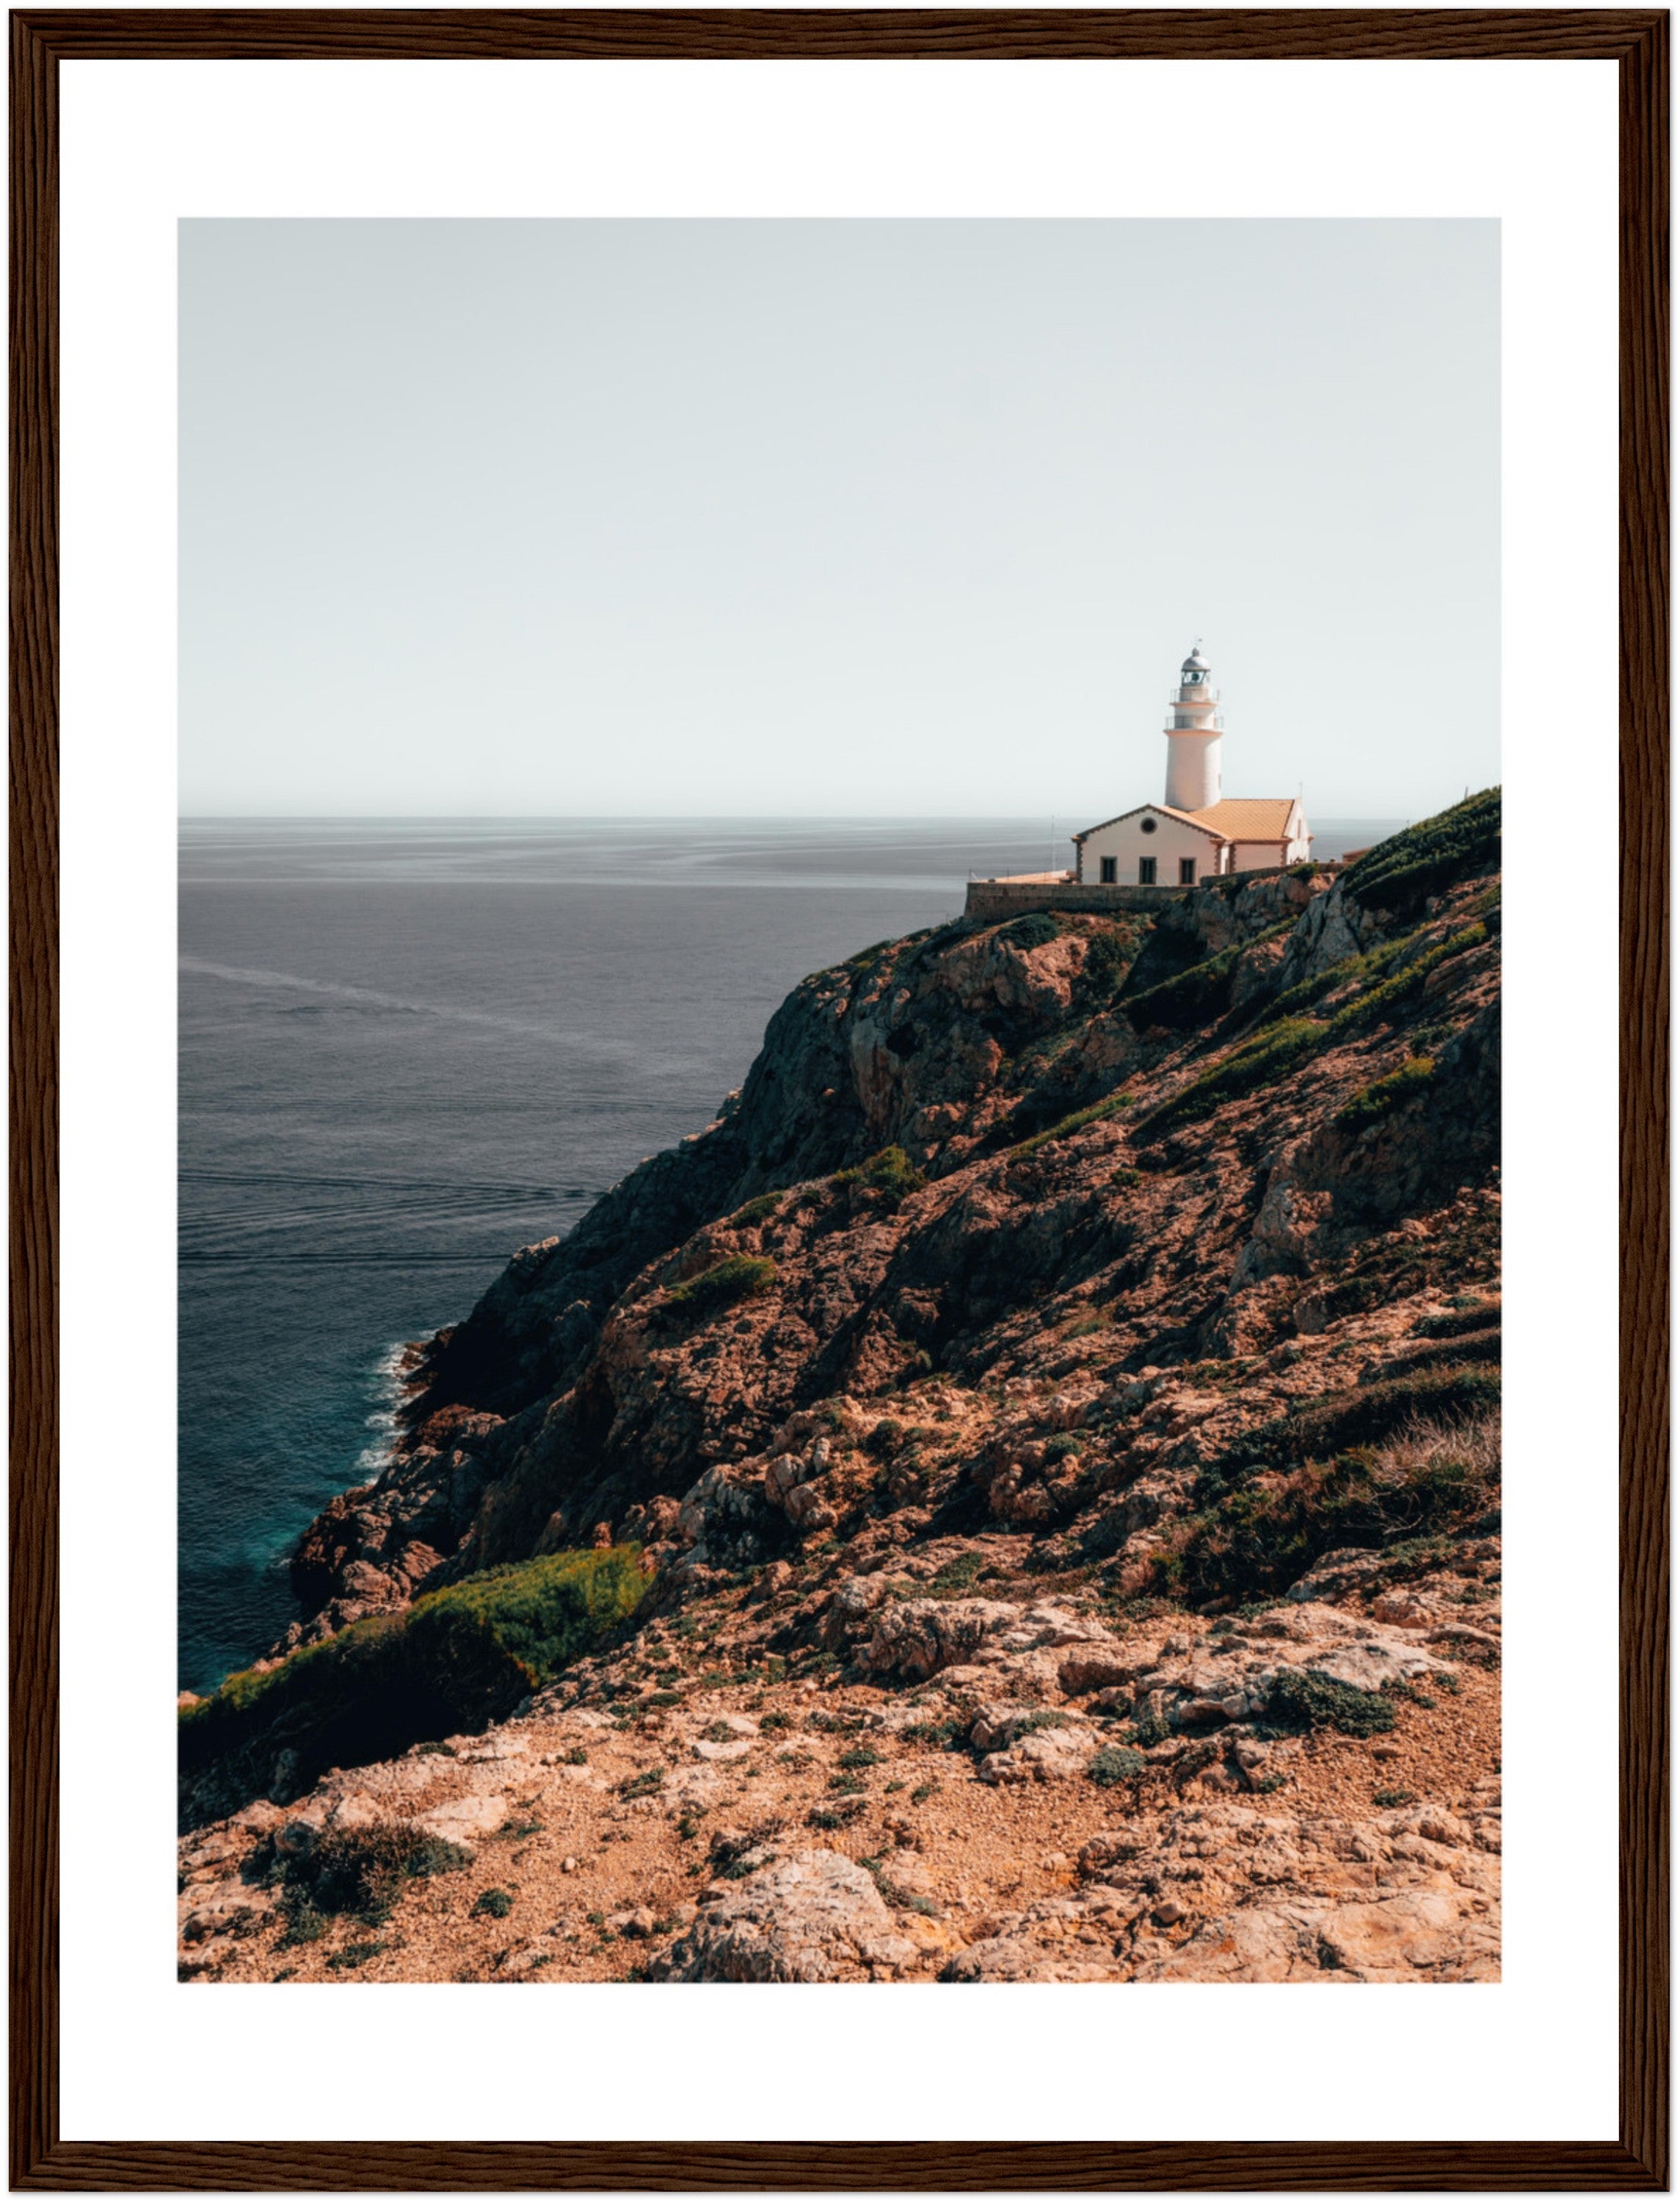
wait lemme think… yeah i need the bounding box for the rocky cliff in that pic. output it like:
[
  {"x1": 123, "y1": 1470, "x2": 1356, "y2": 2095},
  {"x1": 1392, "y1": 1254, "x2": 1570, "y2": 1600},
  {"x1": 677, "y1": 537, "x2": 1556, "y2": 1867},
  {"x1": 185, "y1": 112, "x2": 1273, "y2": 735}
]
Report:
[{"x1": 179, "y1": 789, "x2": 1502, "y2": 1985}]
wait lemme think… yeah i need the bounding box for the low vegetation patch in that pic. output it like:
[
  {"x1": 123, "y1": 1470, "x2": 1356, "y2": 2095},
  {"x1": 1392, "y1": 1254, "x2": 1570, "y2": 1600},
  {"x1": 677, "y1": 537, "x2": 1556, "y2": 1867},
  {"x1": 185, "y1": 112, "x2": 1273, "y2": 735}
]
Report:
[
  {"x1": 836, "y1": 1145, "x2": 927, "y2": 1205},
  {"x1": 1008, "y1": 1090, "x2": 1133, "y2": 1159},
  {"x1": 727, "y1": 1192, "x2": 784, "y2": 1230},
  {"x1": 1344, "y1": 786, "x2": 1502, "y2": 917},
  {"x1": 1204, "y1": 1369, "x2": 1501, "y2": 1486},
  {"x1": 1081, "y1": 921, "x2": 1144, "y2": 995},
  {"x1": 997, "y1": 912, "x2": 1061, "y2": 951},
  {"x1": 1162, "y1": 1414, "x2": 1499, "y2": 1605},
  {"x1": 326, "y1": 1938, "x2": 388, "y2": 1969},
  {"x1": 269, "y1": 1823, "x2": 469, "y2": 1941},
  {"x1": 179, "y1": 1546, "x2": 647, "y2": 1813},
  {"x1": 1324, "y1": 926, "x2": 1485, "y2": 1041},
  {"x1": 666, "y1": 1254, "x2": 778, "y2": 1317},
  {"x1": 618, "y1": 1766, "x2": 667, "y2": 1800},
  {"x1": 1087, "y1": 1745, "x2": 1147, "y2": 1787},
  {"x1": 1265, "y1": 1668, "x2": 1396, "y2": 1737},
  {"x1": 1338, "y1": 1055, "x2": 1437, "y2": 1128},
  {"x1": 1141, "y1": 1017, "x2": 1323, "y2": 1135}
]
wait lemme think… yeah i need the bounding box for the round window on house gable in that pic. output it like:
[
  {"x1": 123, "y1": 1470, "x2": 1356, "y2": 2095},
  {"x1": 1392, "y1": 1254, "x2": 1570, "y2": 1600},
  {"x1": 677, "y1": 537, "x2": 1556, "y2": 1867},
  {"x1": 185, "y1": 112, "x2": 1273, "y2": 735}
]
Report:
[{"x1": 1140, "y1": 816, "x2": 1157, "y2": 835}]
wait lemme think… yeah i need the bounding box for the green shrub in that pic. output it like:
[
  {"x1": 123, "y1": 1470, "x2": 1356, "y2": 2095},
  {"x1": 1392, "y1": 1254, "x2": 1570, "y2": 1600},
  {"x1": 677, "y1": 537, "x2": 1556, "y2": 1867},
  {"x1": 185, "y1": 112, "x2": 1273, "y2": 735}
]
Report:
[
  {"x1": 1266, "y1": 1668, "x2": 1396, "y2": 1737},
  {"x1": 180, "y1": 1546, "x2": 648, "y2": 1809},
  {"x1": 1083, "y1": 924, "x2": 1141, "y2": 993},
  {"x1": 728, "y1": 1192, "x2": 784, "y2": 1229},
  {"x1": 929, "y1": 1552, "x2": 986, "y2": 1597},
  {"x1": 1253, "y1": 951, "x2": 1367, "y2": 1030},
  {"x1": 1338, "y1": 1055, "x2": 1438, "y2": 1128},
  {"x1": 905, "y1": 1715, "x2": 970, "y2": 1751},
  {"x1": 472, "y1": 1887, "x2": 514, "y2": 1920},
  {"x1": 403, "y1": 1548, "x2": 648, "y2": 1713},
  {"x1": 326, "y1": 1938, "x2": 388, "y2": 1969},
  {"x1": 1008, "y1": 1709, "x2": 1069, "y2": 1737},
  {"x1": 835, "y1": 1146, "x2": 926, "y2": 1204},
  {"x1": 1323, "y1": 925, "x2": 1486, "y2": 1041},
  {"x1": 1088, "y1": 1745, "x2": 1147, "y2": 1787},
  {"x1": 666, "y1": 1254, "x2": 778, "y2": 1315},
  {"x1": 808, "y1": 1801, "x2": 864, "y2": 1828},
  {"x1": 1252, "y1": 906, "x2": 1487, "y2": 1047},
  {"x1": 1373, "y1": 1787, "x2": 1417, "y2": 1809},
  {"x1": 273, "y1": 1823, "x2": 468, "y2": 1929},
  {"x1": 618, "y1": 1767, "x2": 666, "y2": 1800},
  {"x1": 998, "y1": 912, "x2": 1060, "y2": 951}
]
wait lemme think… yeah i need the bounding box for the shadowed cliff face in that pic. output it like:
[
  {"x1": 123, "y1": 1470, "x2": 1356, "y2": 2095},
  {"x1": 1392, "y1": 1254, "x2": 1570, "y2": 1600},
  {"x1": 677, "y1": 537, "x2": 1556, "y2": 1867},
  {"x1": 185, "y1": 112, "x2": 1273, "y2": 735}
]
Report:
[
  {"x1": 371, "y1": 865, "x2": 1330, "y2": 1431},
  {"x1": 279, "y1": 791, "x2": 1500, "y2": 1652}
]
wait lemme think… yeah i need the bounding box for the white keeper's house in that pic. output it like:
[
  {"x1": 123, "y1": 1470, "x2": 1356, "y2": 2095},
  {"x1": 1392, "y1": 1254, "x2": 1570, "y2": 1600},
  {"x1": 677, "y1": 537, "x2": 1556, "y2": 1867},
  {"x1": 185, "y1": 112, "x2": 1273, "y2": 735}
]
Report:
[{"x1": 1072, "y1": 645, "x2": 1312, "y2": 887}]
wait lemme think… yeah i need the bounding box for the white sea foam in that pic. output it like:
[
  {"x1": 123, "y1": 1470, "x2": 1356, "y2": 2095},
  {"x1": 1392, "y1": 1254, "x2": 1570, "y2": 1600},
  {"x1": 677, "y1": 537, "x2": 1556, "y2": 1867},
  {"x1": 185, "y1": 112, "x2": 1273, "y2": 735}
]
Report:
[{"x1": 354, "y1": 1340, "x2": 415, "y2": 1477}]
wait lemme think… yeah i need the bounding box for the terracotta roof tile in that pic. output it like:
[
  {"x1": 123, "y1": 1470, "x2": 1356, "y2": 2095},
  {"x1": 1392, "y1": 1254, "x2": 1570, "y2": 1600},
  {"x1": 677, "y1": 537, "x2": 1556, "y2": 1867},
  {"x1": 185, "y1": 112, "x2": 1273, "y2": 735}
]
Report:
[{"x1": 1190, "y1": 798, "x2": 1299, "y2": 839}]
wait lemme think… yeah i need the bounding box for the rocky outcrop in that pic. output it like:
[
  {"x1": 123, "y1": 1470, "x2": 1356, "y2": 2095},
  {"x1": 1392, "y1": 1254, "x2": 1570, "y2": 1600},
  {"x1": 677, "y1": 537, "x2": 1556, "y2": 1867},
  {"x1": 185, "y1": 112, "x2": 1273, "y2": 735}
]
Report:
[
  {"x1": 272, "y1": 799, "x2": 1499, "y2": 1656},
  {"x1": 175, "y1": 1525, "x2": 1502, "y2": 1985},
  {"x1": 649, "y1": 1849, "x2": 920, "y2": 1982}
]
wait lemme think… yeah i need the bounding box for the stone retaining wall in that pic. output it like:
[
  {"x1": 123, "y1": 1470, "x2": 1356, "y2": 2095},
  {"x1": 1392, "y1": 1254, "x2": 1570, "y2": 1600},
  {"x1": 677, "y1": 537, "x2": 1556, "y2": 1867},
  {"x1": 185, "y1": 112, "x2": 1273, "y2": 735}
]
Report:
[
  {"x1": 963, "y1": 865, "x2": 1322, "y2": 925},
  {"x1": 963, "y1": 877, "x2": 1190, "y2": 923}
]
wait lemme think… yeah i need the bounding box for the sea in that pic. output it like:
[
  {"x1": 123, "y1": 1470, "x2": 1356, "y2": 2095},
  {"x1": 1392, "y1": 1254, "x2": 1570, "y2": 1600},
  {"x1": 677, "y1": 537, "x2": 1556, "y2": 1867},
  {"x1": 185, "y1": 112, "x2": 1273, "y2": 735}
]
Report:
[{"x1": 178, "y1": 815, "x2": 1403, "y2": 1694}]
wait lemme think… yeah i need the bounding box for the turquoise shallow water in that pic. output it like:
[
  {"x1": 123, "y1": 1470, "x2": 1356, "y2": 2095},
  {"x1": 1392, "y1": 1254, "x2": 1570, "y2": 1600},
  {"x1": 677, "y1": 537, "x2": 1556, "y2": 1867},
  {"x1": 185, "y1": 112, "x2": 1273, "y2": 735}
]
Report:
[{"x1": 176, "y1": 814, "x2": 1400, "y2": 1693}]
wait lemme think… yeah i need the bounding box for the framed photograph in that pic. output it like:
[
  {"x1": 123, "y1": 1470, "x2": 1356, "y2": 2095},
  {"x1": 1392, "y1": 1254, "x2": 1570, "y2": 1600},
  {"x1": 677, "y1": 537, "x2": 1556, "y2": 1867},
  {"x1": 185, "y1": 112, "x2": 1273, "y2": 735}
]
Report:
[{"x1": 12, "y1": 7, "x2": 1667, "y2": 2188}]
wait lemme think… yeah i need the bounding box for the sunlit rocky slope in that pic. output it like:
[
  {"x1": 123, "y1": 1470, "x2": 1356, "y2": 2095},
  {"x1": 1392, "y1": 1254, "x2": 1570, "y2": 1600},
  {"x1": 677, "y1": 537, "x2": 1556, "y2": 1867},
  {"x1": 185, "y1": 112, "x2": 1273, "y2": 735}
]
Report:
[{"x1": 180, "y1": 789, "x2": 1502, "y2": 1984}]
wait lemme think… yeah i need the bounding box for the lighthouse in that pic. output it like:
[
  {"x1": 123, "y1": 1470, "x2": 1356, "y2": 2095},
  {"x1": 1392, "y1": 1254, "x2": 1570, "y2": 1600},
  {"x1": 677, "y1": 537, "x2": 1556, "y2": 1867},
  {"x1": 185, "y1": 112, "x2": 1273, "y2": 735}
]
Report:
[
  {"x1": 1065, "y1": 643, "x2": 1314, "y2": 889},
  {"x1": 1163, "y1": 642, "x2": 1223, "y2": 813}
]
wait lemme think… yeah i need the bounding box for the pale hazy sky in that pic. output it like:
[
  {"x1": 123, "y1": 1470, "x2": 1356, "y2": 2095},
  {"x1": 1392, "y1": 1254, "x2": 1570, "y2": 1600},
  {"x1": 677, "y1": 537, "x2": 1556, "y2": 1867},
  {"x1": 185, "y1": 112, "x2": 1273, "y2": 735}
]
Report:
[{"x1": 180, "y1": 219, "x2": 1498, "y2": 818}]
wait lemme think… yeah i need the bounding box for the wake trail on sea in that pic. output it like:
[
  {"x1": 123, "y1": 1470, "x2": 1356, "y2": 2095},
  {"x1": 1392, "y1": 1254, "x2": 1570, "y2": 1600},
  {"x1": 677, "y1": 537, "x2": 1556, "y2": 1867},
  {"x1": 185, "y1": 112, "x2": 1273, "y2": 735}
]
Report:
[{"x1": 178, "y1": 955, "x2": 647, "y2": 1058}]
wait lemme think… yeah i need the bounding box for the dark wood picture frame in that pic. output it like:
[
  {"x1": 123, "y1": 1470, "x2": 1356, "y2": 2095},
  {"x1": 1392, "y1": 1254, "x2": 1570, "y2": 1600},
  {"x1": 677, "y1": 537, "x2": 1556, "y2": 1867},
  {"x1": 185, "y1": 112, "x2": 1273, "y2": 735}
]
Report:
[{"x1": 10, "y1": 10, "x2": 1668, "y2": 2188}]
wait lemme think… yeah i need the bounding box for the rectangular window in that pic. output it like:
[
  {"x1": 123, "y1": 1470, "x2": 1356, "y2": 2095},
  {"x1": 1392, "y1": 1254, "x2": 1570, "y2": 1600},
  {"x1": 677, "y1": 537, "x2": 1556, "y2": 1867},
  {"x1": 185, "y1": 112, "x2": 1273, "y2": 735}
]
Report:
[
  {"x1": 1138, "y1": 857, "x2": 1157, "y2": 886},
  {"x1": 1099, "y1": 856, "x2": 1117, "y2": 884},
  {"x1": 1179, "y1": 857, "x2": 1197, "y2": 885}
]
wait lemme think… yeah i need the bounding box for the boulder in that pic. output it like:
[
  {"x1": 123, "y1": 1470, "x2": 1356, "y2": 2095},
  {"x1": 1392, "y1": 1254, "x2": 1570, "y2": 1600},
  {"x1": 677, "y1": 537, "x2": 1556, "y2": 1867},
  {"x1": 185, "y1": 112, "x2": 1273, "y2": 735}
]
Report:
[
  {"x1": 648, "y1": 1849, "x2": 919, "y2": 1982},
  {"x1": 859, "y1": 1599, "x2": 1021, "y2": 1682}
]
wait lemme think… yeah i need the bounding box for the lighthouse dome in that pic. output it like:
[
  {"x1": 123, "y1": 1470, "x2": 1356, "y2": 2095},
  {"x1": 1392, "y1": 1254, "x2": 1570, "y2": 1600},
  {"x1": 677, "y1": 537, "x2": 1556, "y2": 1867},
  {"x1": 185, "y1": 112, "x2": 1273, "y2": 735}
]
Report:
[{"x1": 1180, "y1": 644, "x2": 1211, "y2": 685}]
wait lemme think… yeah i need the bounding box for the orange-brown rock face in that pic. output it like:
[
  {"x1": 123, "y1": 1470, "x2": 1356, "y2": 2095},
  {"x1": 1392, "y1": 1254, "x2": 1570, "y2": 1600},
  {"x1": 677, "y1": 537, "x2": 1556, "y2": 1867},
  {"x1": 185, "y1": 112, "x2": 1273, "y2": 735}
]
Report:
[{"x1": 184, "y1": 793, "x2": 1502, "y2": 1983}]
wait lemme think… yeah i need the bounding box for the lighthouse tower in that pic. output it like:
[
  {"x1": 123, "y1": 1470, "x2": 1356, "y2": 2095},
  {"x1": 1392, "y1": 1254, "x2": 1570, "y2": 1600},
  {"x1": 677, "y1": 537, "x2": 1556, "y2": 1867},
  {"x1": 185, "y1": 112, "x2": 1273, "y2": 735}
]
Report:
[{"x1": 1163, "y1": 643, "x2": 1223, "y2": 813}]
